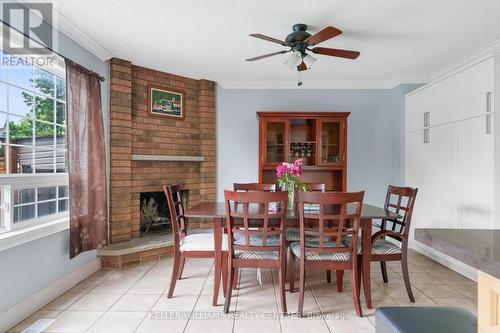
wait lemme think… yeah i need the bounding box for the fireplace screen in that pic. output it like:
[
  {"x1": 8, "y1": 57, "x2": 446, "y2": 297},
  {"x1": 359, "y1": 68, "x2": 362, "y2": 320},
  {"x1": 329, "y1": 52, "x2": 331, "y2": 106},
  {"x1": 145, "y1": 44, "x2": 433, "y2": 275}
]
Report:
[{"x1": 140, "y1": 191, "x2": 170, "y2": 234}]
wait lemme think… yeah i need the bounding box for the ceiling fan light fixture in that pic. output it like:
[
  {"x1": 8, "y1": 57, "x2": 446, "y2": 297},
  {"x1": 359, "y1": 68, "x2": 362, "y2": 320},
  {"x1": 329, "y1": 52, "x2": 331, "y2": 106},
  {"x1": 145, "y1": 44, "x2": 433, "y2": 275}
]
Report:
[
  {"x1": 283, "y1": 50, "x2": 303, "y2": 70},
  {"x1": 302, "y1": 53, "x2": 317, "y2": 69}
]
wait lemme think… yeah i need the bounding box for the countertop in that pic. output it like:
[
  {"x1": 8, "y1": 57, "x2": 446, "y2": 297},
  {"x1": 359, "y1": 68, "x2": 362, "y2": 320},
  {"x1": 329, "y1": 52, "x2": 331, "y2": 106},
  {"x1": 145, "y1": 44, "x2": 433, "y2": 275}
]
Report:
[{"x1": 415, "y1": 228, "x2": 500, "y2": 278}]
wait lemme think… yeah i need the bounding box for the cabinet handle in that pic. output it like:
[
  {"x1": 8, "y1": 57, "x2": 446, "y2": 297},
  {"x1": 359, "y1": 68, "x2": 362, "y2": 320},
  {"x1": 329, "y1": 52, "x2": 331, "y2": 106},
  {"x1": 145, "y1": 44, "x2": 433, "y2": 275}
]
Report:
[
  {"x1": 486, "y1": 92, "x2": 492, "y2": 112},
  {"x1": 423, "y1": 128, "x2": 430, "y2": 143},
  {"x1": 486, "y1": 114, "x2": 492, "y2": 134},
  {"x1": 424, "y1": 111, "x2": 430, "y2": 127}
]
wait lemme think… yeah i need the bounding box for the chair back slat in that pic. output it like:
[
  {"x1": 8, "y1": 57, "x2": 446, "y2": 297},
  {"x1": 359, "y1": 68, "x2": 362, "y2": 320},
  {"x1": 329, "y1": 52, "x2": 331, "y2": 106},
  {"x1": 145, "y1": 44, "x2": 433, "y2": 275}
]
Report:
[
  {"x1": 233, "y1": 183, "x2": 276, "y2": 192},
  {"x1": 382, "y1": 185, "x2": 418, "y2": 237},
  {"x1": 305, "y1": 183, "x2": 326, "y2": 192},
  {"x1": 164, "y1": 184, "x2": 188, "y2": 248},
  {"x1": 298, "y1": 191, "x2": 364, "y2": 259},
  {"x1": 224, "y1": 190, "x2": 287, "y2": 255}
]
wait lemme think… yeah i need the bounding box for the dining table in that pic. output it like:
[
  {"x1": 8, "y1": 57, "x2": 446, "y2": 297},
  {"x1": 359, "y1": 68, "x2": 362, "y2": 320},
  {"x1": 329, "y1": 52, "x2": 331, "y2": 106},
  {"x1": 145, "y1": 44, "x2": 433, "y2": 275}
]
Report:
[{"x1": 185, "y1": 201, "x2": 400, "y2": 307}]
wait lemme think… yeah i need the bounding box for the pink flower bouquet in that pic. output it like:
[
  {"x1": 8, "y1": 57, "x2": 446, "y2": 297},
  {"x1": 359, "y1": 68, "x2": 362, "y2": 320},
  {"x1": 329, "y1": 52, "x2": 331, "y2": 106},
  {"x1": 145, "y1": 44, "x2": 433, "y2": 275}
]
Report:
[{"x1": 276, "y1": 159, "x2": 307, "y2": 210}]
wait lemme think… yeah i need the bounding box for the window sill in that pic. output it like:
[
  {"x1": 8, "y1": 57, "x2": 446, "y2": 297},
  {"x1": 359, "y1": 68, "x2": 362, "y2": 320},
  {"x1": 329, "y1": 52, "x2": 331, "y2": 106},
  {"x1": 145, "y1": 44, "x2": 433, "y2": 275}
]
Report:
[{"x1": 0, "y1": 218, "x2": 69, "y2": 252}]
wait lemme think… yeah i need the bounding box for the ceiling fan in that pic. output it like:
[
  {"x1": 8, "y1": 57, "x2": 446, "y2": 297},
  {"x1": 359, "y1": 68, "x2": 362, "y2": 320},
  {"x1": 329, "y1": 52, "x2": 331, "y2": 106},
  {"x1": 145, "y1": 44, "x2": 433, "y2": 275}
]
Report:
[{"x1": 246, "y1": 23, "x2": 360, "y2": 72}]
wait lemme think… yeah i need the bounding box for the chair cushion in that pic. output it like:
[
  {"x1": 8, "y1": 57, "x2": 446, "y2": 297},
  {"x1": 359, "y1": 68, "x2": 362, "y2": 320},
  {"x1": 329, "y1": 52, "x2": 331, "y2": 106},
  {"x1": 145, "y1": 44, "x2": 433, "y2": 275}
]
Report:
[
  {"x1": 342, "y1": 237, "x2": 402, "y2": 255},
  {"x1": 375, "y1": 306, "x2": 477, "y2": 333},
  {"x1": 234, "y1": 234, "x2": 279, "y2": 246},
  {"x1": 371, "y1": 239, "x2": 402, "y2": 255},
  {"x1": 233, "y1": 234, "x2": 280, "y2": 260},
  {"x1": 285, "y1": 229, "x2": 331, "y2": 242},
  {"x1": 180, "y1": 233, "x2": 228, "y2": 252},
  {"x1": 290, "y1": 241, "x2": 351, "y2": 261},
  {"x1": 234, "y1": 249, "x2": 280, "y2": 260}
]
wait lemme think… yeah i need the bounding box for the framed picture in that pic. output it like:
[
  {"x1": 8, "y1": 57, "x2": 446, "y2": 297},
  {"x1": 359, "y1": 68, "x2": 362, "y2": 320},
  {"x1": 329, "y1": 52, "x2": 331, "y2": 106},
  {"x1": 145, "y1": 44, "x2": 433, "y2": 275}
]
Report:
[{"x1": 148, "y1": 85, "x2": 184, "y2": 119}]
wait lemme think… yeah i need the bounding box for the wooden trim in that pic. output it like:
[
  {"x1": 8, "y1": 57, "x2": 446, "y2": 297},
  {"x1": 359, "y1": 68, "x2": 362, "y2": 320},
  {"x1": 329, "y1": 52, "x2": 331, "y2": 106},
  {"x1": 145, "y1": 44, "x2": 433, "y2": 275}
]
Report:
[
  {"x1": 131, "y1": 155, "x2": 204, "y2": 162},
  {"x1": 257, "y1": 112, "x2": 351, "y2": 118},
  {"x1": 147, "y1": 84, "x2": 185, "y2": 120}
]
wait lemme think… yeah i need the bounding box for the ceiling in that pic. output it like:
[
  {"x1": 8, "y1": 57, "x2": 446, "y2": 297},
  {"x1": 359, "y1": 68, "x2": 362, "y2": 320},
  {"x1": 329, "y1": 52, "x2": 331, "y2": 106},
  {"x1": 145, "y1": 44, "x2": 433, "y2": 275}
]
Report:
[{"x1": 56, "y1": 0, "x2": 500, "y2": 88}]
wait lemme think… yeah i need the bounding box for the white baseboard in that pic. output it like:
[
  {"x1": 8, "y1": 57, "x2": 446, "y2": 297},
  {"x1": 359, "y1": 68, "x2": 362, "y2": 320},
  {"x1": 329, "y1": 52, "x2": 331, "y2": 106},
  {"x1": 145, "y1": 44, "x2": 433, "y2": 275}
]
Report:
[
  {"x1": 409, "y1": 241, "x2": 478, "y2": 282},
  {"x1": 0, "y1": 258, "x2": 101, "y2": 333}
]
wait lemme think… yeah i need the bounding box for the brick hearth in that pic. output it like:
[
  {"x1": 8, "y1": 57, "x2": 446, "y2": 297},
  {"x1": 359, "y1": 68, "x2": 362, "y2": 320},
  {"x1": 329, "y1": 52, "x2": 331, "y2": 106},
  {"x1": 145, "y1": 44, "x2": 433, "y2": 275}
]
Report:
[{"x1": 109, "y1": 58, "x2": 216, "y2": 244}]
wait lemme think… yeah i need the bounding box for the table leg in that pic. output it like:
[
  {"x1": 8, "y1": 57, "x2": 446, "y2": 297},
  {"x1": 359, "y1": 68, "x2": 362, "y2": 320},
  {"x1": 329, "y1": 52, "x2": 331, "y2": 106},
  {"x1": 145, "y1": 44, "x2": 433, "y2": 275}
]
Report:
[
  {"x1": 213, "y1": 217, "x2": 223, "y2": 306},
  {"x1": 362, "y1": 218, "x2": 372, "y2": 309}
]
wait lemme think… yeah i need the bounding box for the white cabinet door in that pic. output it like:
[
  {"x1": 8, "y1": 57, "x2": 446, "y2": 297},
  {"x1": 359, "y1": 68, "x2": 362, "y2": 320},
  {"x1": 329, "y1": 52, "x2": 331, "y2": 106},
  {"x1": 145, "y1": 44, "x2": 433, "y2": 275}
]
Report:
[
  {"x1": 463, "y1": 57, "x2": 494, "y2": 119},
  {"x1": 405, "y1": 130, "x2": 427, "y2": 188},
  {"x1": 430, "y1": 75, "x2": 460, "y2": 125},
  {"x1": 405, "y1": 89, "x2": 428, "y2": 132},
  {"x1": 405, "y1": 130, "x2": 428, "y2": 235},
  {"x1": 459, "y1": 114, "x2": 494, "y2": 229},
  {"x1": 427, "y1": 122, "x2": 460, "y2": 229}
]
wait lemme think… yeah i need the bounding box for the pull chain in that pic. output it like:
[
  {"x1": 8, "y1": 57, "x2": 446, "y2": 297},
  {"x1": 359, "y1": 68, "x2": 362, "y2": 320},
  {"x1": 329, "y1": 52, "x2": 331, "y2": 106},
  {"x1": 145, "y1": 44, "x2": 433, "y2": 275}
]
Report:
[{"x1": 297, "y1": 71, "x2": 303, "y2": 86}]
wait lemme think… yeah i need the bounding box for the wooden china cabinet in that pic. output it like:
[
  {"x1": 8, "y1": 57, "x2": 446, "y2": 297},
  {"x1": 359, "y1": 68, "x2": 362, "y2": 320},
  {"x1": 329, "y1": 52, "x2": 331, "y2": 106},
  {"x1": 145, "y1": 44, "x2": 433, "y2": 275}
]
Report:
[{"x1": 257, "y1": 112, "x2": 349, "y2": 191}]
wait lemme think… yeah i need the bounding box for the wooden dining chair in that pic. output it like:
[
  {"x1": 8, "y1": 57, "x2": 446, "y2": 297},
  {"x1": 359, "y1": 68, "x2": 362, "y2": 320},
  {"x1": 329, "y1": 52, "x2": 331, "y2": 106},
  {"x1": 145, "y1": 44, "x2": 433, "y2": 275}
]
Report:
[
  {"x1": 285, "y1": 183, "x2": 340, "y2": 288},
  {"x1": 369, "y1": 185, "x2": 418, "y2": 302},
  {"x1": 289, "y1": 191, "x2": 365, "y2": 317},
  {"x1": 233, "y1": 183, "x2": 276, "y2": 192},
  {"x1": 164, "y1": 184, "x2": 228, "y2": 301},
  {"x1": 223, "y1": 190, "x2": 289, "y2": 314},
  {"x1": 232, "y1": 183, "x2": 276, "y2": 287}
]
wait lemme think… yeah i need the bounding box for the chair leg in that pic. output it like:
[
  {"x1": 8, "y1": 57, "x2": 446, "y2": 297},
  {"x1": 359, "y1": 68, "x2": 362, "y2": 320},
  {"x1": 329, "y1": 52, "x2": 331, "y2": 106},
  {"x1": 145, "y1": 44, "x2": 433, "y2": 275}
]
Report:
[
  {"x1": 167, "y1": 252, "x2": 181, "y2": 298},
  {"x1": 232, "y1": 269, "x2": 238, "y2": 289},
  {"x1": 380, "y1": 261, "x2": 388, "y2": 283},
  {"x1": 350, "y1": 267, "x2": 363, "y2": 317},
  {"x1": 289, "y1": 252, "x2": 296, "y2": 293},
  {"x1": 224, "y1": 265, "x2": 235, "y2": 313},
  {"x1": 336, "y1": 270, "x2": 343, "y2": 292},
  {"x1": 401, "y1": 255, "x2": 415, "y2": 302},
  {"x1": 177, "y1": 257, "x2": 186, "y2": 280},
  {"x1": 326, "y1": 270, "x2": 331, "y2": 283},
  {"x1": 298, "y1": 259, "x2": 305, "y2": 317},
  {"x1": 222, "y1": 252, "x2": 228, "y2": 298},
  {"x1": 356, "y1": 256, "x2": 362, "y2": 298},
  {"x1": 278, "y1": 255, "x2": 287, "y2": 314}
]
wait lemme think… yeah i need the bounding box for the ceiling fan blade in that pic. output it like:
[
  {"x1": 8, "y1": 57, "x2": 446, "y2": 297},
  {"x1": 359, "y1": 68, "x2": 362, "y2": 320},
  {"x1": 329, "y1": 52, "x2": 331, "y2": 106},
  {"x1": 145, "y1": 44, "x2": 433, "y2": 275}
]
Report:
[
  {"x1": 312, "y1": 47, "x2": 360, "y2": 59},
  {"x1": 245, "y1": 50, "x2": 288, "y2": 61},
  {"x1": 249, "y1": 33, "x2": 287, "y2": 46},
  {"x1": 297, "y1": 62, "x2": 307, "y2": 71},
  {"x1": 304, "y1": 26, "x2": 342, "y2": 46}
]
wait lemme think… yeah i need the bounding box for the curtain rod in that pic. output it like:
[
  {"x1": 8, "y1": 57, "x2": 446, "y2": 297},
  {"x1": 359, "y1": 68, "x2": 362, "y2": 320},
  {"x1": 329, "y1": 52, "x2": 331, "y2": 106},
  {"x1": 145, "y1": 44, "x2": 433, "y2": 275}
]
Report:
[{"x1": 1, "y1": 20, "x2": 106, "y2": 82}]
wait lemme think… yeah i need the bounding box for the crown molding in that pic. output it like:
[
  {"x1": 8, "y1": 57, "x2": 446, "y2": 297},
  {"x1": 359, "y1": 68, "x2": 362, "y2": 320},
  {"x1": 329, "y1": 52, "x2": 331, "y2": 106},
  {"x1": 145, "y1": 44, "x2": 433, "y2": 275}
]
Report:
[
  {"x1": 54, "y1": 10, "x2": 113, "y2": 61},
  {"x1": 218, "y1": 77, "x2": 428, "y2": 90},
  {"x1": 430, "y1": 37, "x2": 500, "y2": 82}
]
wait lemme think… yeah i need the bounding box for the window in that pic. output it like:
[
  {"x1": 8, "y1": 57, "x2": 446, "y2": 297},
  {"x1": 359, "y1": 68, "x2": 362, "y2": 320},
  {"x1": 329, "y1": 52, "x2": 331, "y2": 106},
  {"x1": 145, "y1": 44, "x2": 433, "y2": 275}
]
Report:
[{"x1": 0, "y1": 48, "x2": 68, "y2": 233}]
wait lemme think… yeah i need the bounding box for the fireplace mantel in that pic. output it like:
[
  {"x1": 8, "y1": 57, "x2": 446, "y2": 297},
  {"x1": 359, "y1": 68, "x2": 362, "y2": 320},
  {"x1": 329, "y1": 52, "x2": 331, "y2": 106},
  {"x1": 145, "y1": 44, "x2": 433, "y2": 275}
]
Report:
[{"x1": 131, "y1": 155, "x2": 205, "y2": 162}]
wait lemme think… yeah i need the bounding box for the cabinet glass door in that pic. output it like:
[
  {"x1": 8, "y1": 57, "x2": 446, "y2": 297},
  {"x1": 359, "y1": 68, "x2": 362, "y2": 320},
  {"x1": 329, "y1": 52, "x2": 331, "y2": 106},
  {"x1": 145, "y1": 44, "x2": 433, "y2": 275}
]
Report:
[
  {"x1": 289, "y1": 119, "x2": 316, "y2": 166},
  {"x1": 319, "y1": 120, "x2": 342, "y2": 165},
  {"x1": 264, "y1": 121, "x2": 287, "y2": 165}
]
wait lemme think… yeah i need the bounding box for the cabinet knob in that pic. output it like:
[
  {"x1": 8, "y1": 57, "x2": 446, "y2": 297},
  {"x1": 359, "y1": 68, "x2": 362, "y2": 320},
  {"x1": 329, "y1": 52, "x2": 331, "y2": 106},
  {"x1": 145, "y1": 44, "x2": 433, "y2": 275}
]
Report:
[
  {"x1": 486, "y1": 92, "x2": 492, "y2": 112},
  {"x1": 424, "y1": 112, "x2": 430, "y2": 127},
  {"x1": 486, "y1": 114, "x2": 492, "y2": 134},
  {"x1": 424, "y1": 128, "x2": 430, "y2": 143}
]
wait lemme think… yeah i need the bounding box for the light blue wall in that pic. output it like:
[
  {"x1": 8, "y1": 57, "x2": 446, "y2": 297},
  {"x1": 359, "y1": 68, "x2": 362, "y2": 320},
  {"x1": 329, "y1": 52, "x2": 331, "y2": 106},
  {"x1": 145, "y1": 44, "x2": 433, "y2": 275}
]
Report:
[
  {"x1": 216, "y1": 84, "x2": 422, "y2": 206},
  {"x1": 0, "y1": 17, "x2": 109, "y2": 312}
]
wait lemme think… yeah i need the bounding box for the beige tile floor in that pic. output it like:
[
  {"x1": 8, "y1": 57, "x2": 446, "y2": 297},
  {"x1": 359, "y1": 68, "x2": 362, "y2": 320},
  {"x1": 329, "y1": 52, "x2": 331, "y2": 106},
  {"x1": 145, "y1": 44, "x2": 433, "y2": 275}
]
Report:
[{"x1": 9, "y1": 250, "x2": 477, "y2": 333}]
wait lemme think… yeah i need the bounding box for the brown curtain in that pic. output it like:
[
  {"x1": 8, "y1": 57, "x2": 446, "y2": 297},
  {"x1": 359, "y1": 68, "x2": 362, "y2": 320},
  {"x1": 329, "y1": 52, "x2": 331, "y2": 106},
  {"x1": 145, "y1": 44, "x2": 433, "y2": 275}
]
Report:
[{"x1": 66, "y1": 59, "x2": 107, "y2": 258}]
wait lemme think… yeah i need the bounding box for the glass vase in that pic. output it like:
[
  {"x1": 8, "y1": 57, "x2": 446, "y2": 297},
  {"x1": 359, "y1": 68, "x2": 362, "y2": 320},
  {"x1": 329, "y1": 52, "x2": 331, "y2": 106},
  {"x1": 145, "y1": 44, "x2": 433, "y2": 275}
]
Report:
[{"x1": 287, "y1": 184, "x2": 295, "y2": 213}]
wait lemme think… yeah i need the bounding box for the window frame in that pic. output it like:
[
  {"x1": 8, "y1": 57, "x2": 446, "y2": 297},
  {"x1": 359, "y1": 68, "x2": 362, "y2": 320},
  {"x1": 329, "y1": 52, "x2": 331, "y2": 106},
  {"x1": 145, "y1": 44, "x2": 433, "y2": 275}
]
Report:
[{"x1": 0, "y1": 43, "x2": 69, "y2": 236}]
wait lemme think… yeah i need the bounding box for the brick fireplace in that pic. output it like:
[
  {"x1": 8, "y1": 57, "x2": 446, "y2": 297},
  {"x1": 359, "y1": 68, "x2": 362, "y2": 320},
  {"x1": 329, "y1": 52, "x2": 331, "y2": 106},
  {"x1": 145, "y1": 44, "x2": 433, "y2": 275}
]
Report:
[{"x1": 109, "y1": 58, "x2": 216, "y2": 244}]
